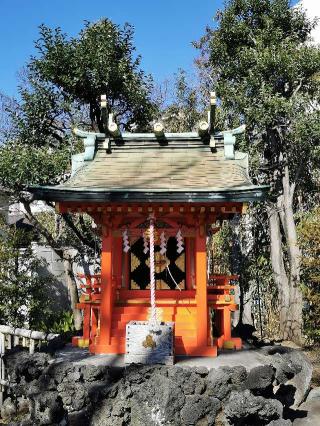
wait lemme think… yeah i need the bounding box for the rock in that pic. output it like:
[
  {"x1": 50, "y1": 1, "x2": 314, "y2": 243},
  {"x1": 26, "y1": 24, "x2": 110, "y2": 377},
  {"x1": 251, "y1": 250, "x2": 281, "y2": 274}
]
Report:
[
  {"x1": 131, "y1": 371, "x2": 186, "y2": 425},
  {"x1": 224, "y1": 390, "x2": 283, "y2": 425},
  {"x1": 245, "y1": 365, "x2": 275, "y2": 397},
  {"x1": 180, "y1": 394, "x2": 221, "y2": 425},
  {"x1": 80, "y1": 364, "x2": 109, "y2": 382},
  {"x1": 307, "y1": 386, "x2": 320, "y2": 401},
  {"x1": 281, "y1": 341, "x2": 302, "y2": 350},
  {"x1": 207, "y1": 366, "x2": 247, "y2": 400},
  {"x1": 45, "y1": 335, "x2": 66, "y2": 353},
  {"x1": 17, "y1": 396, "x2": 30, "y2": 416},
  {"x1": 68, "y1": 409, "x2": 91, "y2": 426},
  {"x1": 5, "y1": 351, "x2": 52, "y2": 384},
  {"x1": 195, "y1": 366, "x2": 209, "y2": 377},
  {"x1": 58, "y1": 382, "x2": 89, "y2": 412},
  {"x1": 31, "y1": 392, "x2": 67, "y2": 425},
  {"x1": 274, "y1": 383, "x2": 297, "y2": 409},
  {"x1": 292, "y1": 399, "x2": 320, "y2": 425},
  {"x1": 3, "y1": 347, "x2": 314, "y2": 425},
  {"x1": 265, "y1": 346, "x2": 312, "y2": 408},
  {"x1": 1, "y1": 397, "x2": 16, "y2": 421}
]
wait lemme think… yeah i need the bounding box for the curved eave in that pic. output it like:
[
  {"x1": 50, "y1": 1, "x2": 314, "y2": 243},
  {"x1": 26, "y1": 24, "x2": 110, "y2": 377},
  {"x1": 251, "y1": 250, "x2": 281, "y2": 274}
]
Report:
[{"x1": 29, "y1": 185, "x2": 269, "y2": 203}]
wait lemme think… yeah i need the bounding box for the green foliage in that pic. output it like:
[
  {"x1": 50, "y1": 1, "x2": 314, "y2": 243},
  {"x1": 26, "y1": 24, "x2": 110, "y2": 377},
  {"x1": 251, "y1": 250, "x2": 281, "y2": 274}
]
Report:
[
  {"x1": 158, "y1": 70, "x2": 204, "y2": 132},
  {"x1": 210, "y1": 223, "x2": 233, "y2": 275},
  {"x1": 210, "y1": 209, "x2": 276, "y2": 337},
  {"x1": 0, "y1": 143, "x2": 70, "y2": 193},
  {"x1": 0, "y1": 217, "x2": 55, "y2": 328},
  {"x1": 0, "y1": 19, "x2": 158, "y2": 196},
  {"x1": 35, "y1": 210, "x2": 99, "y2": 260},
  {"x1": 29, "y1": 20, "x2": 156, "y2": 132},
  {"x1": 195, "y1": 0, "x2": 320, "y2": 343},
  {"x1": 0, "y1": 18, "x2": 166, "y2": 333},
  {"x1": 196, "y1": 0, "x2": 320, "y2": 195},
  {"x1": 298, "y1": 207, "x2": 320, "y2": 343},
  {"x1": 39, "y1": 310, "x2": 75, "y2": 334}
]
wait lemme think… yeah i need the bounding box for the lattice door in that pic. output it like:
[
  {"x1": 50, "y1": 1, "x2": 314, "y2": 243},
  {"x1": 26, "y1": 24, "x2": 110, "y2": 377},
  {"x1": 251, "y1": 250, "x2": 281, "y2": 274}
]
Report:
[{"x1": 130, "y1": 236, "x2": 185, "y2": 290}]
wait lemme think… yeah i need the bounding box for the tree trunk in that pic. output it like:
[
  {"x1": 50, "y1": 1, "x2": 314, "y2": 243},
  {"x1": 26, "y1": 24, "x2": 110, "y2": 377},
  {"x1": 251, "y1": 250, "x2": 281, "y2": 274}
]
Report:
[
  {"x1": 63, "y1": 251, "x2": 82, "y2": 331},
  {"x1": 278, "y1": 166, "x2": 303, "y2": 344},
  {"x1": 268, "y1": 205, "x2": 290, "y2": 337},
  {"x1": 268, "y1": 187, "x2": 303, "y2": 345}
]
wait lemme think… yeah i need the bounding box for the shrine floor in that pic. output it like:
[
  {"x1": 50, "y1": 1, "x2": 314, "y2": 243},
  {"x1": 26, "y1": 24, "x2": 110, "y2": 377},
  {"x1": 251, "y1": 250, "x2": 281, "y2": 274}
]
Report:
[{"x1": 54, "y1": 343, "x2": 270, "y2": 370}]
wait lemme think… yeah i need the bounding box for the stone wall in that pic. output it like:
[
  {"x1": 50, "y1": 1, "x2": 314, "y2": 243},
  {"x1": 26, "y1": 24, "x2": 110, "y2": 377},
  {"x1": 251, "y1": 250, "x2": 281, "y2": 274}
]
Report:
[{"x1": 1, "y1": 346, "x2": 313, "y2": 425}]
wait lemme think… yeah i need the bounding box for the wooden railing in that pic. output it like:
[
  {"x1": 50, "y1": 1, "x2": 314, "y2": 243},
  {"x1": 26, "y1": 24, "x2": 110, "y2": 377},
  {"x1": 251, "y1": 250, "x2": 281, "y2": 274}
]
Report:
[
  {"x1": 78, "y1": 273, "x2": 102, "y2": 303},
  {"x1": 207, "y1": 275, "x2": 239, "y2": 305},
  {"x1": 208, "y1": 274, "x2": 239, "y2": 286}
]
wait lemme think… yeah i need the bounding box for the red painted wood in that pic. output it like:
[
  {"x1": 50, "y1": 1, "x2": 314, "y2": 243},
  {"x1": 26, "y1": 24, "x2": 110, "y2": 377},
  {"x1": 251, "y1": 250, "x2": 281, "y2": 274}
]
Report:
[
  {"x1": 83, "y1": 306, "x2": 91, "y2": 340},
  {"x1": 195, "y1": 232, "x2": 208, "y2": 348},
  {"x1": 97, "y1": 233, "x2": 113, "y2": 347}
]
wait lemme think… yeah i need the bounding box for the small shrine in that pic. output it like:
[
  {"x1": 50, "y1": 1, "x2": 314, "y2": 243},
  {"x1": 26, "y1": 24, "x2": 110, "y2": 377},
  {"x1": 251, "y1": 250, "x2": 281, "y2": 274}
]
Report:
[{"x1": 31, "y1": 93, "x2": 268, "y2": 358}]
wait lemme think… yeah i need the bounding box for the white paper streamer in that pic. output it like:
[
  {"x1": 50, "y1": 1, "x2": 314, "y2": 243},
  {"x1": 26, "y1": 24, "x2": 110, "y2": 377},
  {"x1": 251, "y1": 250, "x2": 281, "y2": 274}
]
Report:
[
  {"x1": 159, "y1": 231, "x2": 167, "y2": 255},
  {"x1": 122, "y1": 228, "x2": 130, "y2": 253},
  {"x1": 176, "y1": 229, "x2": 184, "y2": 254},
  {"x1": 143, "y1": 231, "x2": 149, "y2": 254}
]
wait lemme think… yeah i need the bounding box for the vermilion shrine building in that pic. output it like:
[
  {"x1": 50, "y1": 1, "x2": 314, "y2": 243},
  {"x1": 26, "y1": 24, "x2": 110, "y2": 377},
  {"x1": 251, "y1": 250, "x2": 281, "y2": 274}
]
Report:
[{"x1": 31, "y1": 95, "x2": 268, "y2": 357}]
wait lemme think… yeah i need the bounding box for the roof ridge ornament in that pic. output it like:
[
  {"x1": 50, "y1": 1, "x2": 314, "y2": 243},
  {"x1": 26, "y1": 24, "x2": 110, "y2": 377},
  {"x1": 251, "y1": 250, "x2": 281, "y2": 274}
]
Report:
[
  {"x1": 101, "y1": 95, "x2": 112, "y2": 152},
  {"x1": 223, "y1": 132, "x2": 236, "y2": 160},
  {"x1": 209, "y1": 91, "x2": 216, "y2": 149},
  {"x1": 72, "y1": 128, "x2": 97, "y2": 161},
  {"x1": 222, "y1": 124, "x2": 246, "y2": 160},
  {"x1": 108, "y1": 113, "x2": 121, "y2": 138},
  {"x1": 209, "y1": 91, "x2": 216, "y2": 135},
  {"x1": 198, "y1": 121, "x2": 209, "y2": 137},
  {"x1": 153, "y1": 122, "x2": 165, "y2": 138}
]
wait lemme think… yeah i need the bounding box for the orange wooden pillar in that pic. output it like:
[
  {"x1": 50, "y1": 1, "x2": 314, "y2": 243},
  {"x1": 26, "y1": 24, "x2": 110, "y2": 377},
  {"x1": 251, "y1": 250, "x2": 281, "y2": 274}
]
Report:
[
  {"x1": 195, "y1": 228, "x2": 217, "y2": 356},
  {"x1": 95, "y1": 231, "x2": 113, "y2": 353},
  {"x1": 91, "y1": 307, "x2": 98, "y2": 343},
  {"x1": 222, "y1": 307, "x2": 232, "y2": 340},
  {"x1": 83, "y1": 305, "x2": 91, "y2": 343},
  {"x1": 221, "y1": 307, "x2": 242, "y2": 350}
]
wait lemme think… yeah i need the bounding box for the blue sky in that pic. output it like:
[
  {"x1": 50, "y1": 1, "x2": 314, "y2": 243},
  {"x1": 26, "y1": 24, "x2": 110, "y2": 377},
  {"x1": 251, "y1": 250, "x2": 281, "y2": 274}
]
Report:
[{"x1": 0, "y1": 0, "x2": 221, "y2": 97}]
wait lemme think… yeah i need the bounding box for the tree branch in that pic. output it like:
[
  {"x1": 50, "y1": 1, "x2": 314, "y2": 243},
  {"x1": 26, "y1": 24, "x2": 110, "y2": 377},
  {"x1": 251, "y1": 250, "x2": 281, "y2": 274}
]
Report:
[
  {"x1": 21, "y1": 199, "x2": 64, "y2": 259},
  {"x1": 62, "y1": 213, "x2": 96, "y2": 251}
]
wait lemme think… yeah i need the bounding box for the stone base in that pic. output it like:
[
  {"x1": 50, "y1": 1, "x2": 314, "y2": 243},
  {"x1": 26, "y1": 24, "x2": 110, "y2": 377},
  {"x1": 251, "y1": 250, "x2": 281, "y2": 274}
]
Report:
[
  {"x1": 125, "y1": 321, "x2": 174, "y2": 365},
  {"x1": 72, "y1": 336, "x2": 89, "y2": 348}
]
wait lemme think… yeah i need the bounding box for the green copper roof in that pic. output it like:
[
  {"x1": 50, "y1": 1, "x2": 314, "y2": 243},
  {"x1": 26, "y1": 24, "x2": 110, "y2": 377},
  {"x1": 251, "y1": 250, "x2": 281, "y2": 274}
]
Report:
[{"x1": 30, "y1": 132, "x2": 268, "y2": 203}]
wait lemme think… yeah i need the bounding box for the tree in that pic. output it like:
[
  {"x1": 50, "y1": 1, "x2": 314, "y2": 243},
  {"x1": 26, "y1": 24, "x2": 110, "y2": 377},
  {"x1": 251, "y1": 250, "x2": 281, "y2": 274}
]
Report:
[
  {"x1": 29, "y1": 20, "x2": 156, "y2": 132},
  {"x1": 297, "y1": 206, "x2": 320, "y2": 344},
  {"x1": 155, "y1": 70, "x2": 203, "y2": 132},
  {"x1": 0, "y1": 217, "x2": 51, "y2": 328},
  {"x1": 0, "y1": 19, "x2": 156, "y2": 330},
  {"x1": 195, "y1": 0, "x2": 320, "y2": 343}
]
